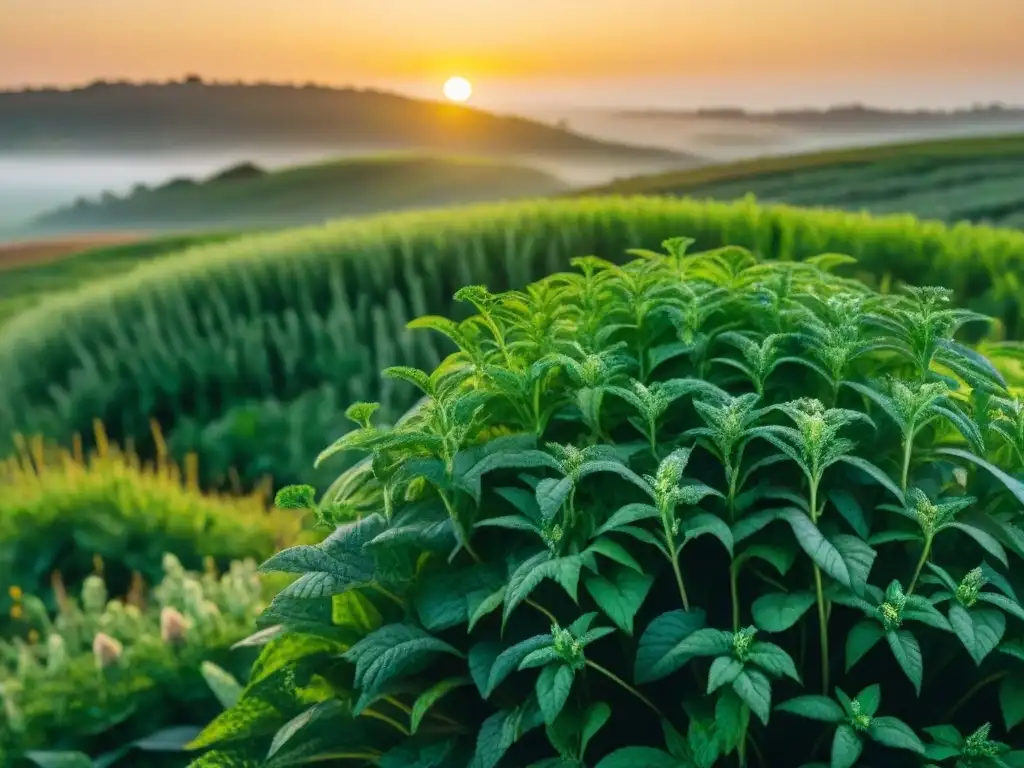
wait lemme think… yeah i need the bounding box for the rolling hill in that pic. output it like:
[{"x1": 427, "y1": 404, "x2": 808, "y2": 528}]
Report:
[
  {"x1": 0, "y1": 80, "x2": 692, "y2": 167},
  {"x1": 577, "y1": 133, "x2": 1024, "y2": 228},
  {"x1": 29, "y1": 154, "x2": 570, "y2": 233}
]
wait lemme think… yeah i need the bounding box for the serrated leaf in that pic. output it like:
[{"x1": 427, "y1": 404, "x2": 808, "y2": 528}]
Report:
[
  {"x1": 344, "y1": 624, "x2": 463, "y2": 711},
  {"x1": 867, "y1": 716, "x2": 925, "y2": 754},
  {"x1": 486, "y1": 635, "x2": 551, "y2": 696},
  {"x1": 583, "y1": 567, "x2": 654, "y2": 636},
  {"x1": 776, "y1": 695, "x2": 845, "y2": 722},
  {"x1": 679, "y1": 513, "x2": 734, "y2": 556},
  {"x1": 707, "y1": 656, "x2": 745, "y2": 693},
  {"x1": 469, "y1": 699, "x2": 544, "y2": 768},
  {"x1": 331, "y1": 590, "x2": 383, "y2": 634},
  {"x1": 587, "y1": 536, "x2": 644, "y2": 573},
  {"x1": 536, "y1": 664, "x2": 575, "y2": 725},
  {"x1": 752, "y1": 591, "x2": 816, "y2": 633},
  {"x1": 595, "y1": 503, "x2": 661, "y2": 535},
  {"x1": 747, "y1": 641, "x2": 800, "y2": 682},
  {"x1": 714, "y1": 688, "x2": 749, "y2": 755},
  {"x1": 886, "y1": 629, "x2": 923, "y2": 695},
  {"x1": 635, "y1": 608, "x2": 708, "y2": 684},
  {"x1": 536, "y1": 476, "x2": 575, "y2": 520},
  {"x1": 977, "y1": 591, "x2": 1024, "y2": 623},
  {"x1": 410, "y1": 678, "x2": 471, "y2": 733},
  {"x1": 732, "y1": 668, "x2": 772, "y2": 725},
  {"x1": 949, "y1": 604, "x2": 1005, "y2": 665},
  {"x1": 504, "y1": 552, "x2": 584, "y2": 623},
  {"x1": 267, "y1": 700, "x2": 344, "y2": 758},
  {"x1": 774, "y1": 507, "x2": 852, "y2": 588},
  {"x1": 831, "y1": 724, "x2": 863, "y2": 768}
]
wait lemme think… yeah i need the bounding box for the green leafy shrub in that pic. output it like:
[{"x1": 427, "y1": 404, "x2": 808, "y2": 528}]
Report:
[
  {"x1": 0, "y1": 553, "x2": 268, "y2": 766},
  {"x1": 185, "y1": 241, "x2": 1024, "y2": 767},
  {"x1": 3, "y1": 197, "x2": 1024, "y2": 491},
  {"x1": 0, "y1": 424, "x2": 305, "y2": 615}
]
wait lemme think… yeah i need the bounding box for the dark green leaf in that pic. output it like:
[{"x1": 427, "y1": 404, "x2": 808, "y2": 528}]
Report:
[
  {"x1": 945, "y1": 522, "x2": 1009, "y2": 567},
  {"x1": 679, "y1": 513, "x2": 734, "y2": 556},
  {"x1": 831, "y1": 725, "x2": 863, "y2": 768},
  {"x1": 846, "y1": 619, "x2": 884, "y2": 671},
  {"x1": 937, "y1": 447, "x2": 1024, "y2": 506},
  {"x1": 834, "y1": 455, "x2": 905, "y2": 504},
  {"x1": 977, "y1": 592, "x2": 1024, "y2": 623},
  {"x1": 587, "y1": 536, "x2": 644, "y2": 573},
  {"x1": 775, "y1": 507, "x2": 852, "y2": 589},
  {"x1": 886, "y1": 629, "x2": 923, "y2": 695},
  {"x1": 867, "y1": 716, "x2": 925, "y2": 754},
  {"x1": 581, "y1": 702, "x2": 612, "y2": 758},
  {"x1": 536, "y1": 477, "x2": 575, "y2": 520},
  {"x1": 752, "y1": 591, "x2": 816, "y2": 633},
  {"x1": 583, "y1": 567, "x2": 654, "y2": 636},
  {"x1": 747, "y1": 641, "x2": 800, "y2": 682},
  {"x1": 594, "y1": 748, "x2": 683, "y2": 768},
  {"x1": 732, "y1": 668, "x2": 772, "y2": 725},
  {"x1": 536, "y1": 665, "x2": 575, "y2": 725},
  {"x1": 828, "y1": 490, "x2": 869, "y2": 540},
  {"x1": 485, "y1": 635, "x2": 551, "y2": 696},
  {"x1": 707, "y1": 656, "x2": 745, "y2": 693},
  {"x1": 635, "y1": 609, "x2": 707, "y2": 684},
  {"x1": 504, "y1": 552, "x2": 584, "y2": 623},
  {"x1": 594, "y1": 503, "x2": 661, "y2": 536},
  {"x1": 469, "y1": 699, "x2": 544, "y2": 768},
  {"x1": 949, "y1": 604, "x2": 1005, "y2": 665},
  {"x1": 776, "y1": 696, "x2": 845, "y2": 723},
  {"x1": 1000, "y1": 669, "x2": 1024, "y2": 731}
]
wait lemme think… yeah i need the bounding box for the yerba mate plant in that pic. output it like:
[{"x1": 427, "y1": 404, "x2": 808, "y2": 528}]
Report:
[{"x1": 187, "y1": 241, "x2": 1024, "y2": 767}]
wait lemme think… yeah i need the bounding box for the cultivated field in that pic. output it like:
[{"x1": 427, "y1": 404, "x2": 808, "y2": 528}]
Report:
[{"x1": 581, "y1": 133, "x2": 1024, "y2": 228}]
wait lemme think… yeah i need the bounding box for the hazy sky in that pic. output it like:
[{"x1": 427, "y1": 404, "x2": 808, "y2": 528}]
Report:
[{"x1": 3, "y1": 0, "x2": 1024, "y2": 109}]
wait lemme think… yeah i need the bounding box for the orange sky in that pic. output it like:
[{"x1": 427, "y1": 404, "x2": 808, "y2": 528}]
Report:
[{"x1": 2, "y1": 0, "x2": 1023, "y2": 101}]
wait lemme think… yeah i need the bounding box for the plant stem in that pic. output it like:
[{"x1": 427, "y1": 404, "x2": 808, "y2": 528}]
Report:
[
  {"x1": 809, "y1": 481, "x2": 830, "y2": 695},
  {"x1": 362, "y1": 708, "x2": 411, "y2": 735},
  {"x1": 526, "y1": 598, "x2": 558, "y2": 625},
  {"x1": 730, "y1": 563, "x2": 741, "y2": 633},
  {"x1": 440, "y1": 489, "x2": 481, "y2": 562},
  {"x1": 371, "y1": 584, "x2": 407, "y2": 608},
  {"x1": 906, "y1": 536, "x2": 932, "y2": 595},
  {"x1": 900, "y1": 429, "x2": 916, "y2": 493},
  {"x1": 661, "y1": 512, "x2": 690, "y2": 610},
  {"x1": 585, "y1": 659, "x2": 665, "y2": 720}
]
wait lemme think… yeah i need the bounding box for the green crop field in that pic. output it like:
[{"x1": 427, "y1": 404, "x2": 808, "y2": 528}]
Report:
[
  {"x1": 29, "y1": 154, "x2": 568, "y2": 234},
  {"x1": 0, "y1": 233, "x2": 235, "y2": 325},
  {"x1": 580, "y1": 133, "x2": 1024, "y2": 228},
  {"x1": 2, "y1": 195, "x2": 1023, "y2": 496}
]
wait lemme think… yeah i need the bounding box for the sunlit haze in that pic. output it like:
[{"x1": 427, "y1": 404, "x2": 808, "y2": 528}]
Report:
[{"x1": 3, "y1": 0, "x2": 1024, "y2": 110}]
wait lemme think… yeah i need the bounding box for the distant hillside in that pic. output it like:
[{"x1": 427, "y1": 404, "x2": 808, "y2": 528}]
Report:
[
  {"x1": 576, "y1": 133, "x2": 1024, "y2": 229},
  {"x1": 30, "y1": 154, "x2": 570, "y2": 233},
  {"x1": 612, "y1": 103, "x2": 1024, "y2": 129},
  {"x1": 0, "y1": 80, "x2": 693, "y2": 167}
]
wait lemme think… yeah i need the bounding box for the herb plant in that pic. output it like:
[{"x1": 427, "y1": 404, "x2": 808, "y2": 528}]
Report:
[
  {"x1": 187, "y1": 241, "x2": 1024, "y2": 767},
  {"x1": 1, "y1": 554, "x2": 268, "y2": 766}
]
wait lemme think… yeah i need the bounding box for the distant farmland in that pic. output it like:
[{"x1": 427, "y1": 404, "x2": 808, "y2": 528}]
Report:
[{"x1": 580, "y1": 133, "x2": 1024, "y2": 228}]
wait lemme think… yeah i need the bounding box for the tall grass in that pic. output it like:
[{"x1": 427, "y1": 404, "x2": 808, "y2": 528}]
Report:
[
  {"x1": 1, "y1": 196, "x2": 1022, "y2": 489},
  {"x1": 0, "y1": 419, "x2": 302, "y2": 613}
]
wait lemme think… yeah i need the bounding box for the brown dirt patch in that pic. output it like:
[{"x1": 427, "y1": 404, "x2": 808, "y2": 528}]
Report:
[{"x1": 0, "y1": 232, "x2": 146, "y2": 270}]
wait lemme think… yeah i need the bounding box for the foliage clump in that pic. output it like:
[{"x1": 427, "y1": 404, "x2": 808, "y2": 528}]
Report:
[
  {"x1": 1, "y1": 554, "x2": 269, "y2": 765},
  {"x1": 188, "y1": 241, "x2": 1024, "y2": 767},
  {"x1": 0, "y1": 424, "x2": 304, "y2": 617}
]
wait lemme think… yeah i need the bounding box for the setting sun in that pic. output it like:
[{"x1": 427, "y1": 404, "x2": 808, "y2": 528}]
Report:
[{"x1": 443, "y1": 76, "x2": 472, "y2": 103}]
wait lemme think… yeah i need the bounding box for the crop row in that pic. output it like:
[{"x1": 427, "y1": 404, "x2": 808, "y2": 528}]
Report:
[{"x1": 1, "y1": 196, "x2": 1023, "y2": 491}]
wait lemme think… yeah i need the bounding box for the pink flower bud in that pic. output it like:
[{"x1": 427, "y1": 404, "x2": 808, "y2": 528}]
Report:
[
  {"x1": 92, "y1": 633, "x2": 123, "y2": 669},
  {"x1": 160, "y1": 607, "x2": 190, "y2": 645}
]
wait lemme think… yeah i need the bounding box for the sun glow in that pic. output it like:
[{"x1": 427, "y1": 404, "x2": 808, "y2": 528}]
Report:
[{"x1": 443, "y1": 76, "x2": 472, "y2": 103}]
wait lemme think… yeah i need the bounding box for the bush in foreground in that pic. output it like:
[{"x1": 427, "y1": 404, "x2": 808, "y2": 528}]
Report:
[
  {"x1": 185, "y1": 241, "x2": 1024, "y2": 767},
  {"x1": 0, "y1": 423, "x2": 304, "y2": 618},
  {"x1": 1, "y1": 554, "x2": 268, "y2": 766},
  {"x1": 4, "y1": 197, "x2": 1024, "y2": 493}
]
